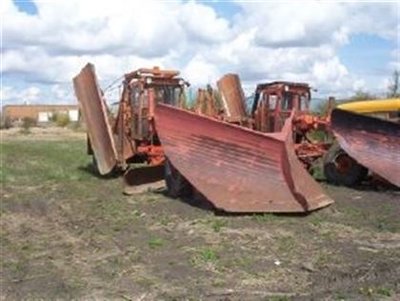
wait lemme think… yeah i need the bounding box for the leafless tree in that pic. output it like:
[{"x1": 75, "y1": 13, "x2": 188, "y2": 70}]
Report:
[{"x1": 388, "y1": 70, "x2": 399, "y2": 97}]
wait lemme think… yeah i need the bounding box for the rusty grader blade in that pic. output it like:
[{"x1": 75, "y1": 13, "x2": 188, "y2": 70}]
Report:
[
  {"x1": 154, "y1": 104, "x2": 333, "y2": 213},
  {"x1": 331, "y1": 109, "x2": 400, "y2": 187},
  {"x1": 73, "y1": 63, "x2": 118, "y2": 175}
]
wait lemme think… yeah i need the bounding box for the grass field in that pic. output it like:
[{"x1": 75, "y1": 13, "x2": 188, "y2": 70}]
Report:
[{"x1": 1, "y1": 130, "x2": 399, "y2": 300}]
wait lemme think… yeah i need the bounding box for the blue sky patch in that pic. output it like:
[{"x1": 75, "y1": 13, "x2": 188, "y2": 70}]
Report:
[
  {"x1": 12, "y1": 0, "x2": 38, "y2": 15},
  {"x1": 204, "y1": 0, "x2": 242, "y2": 20},
  {"x1": 339, "y1": 34, "x2": 395, "y2": 77}
]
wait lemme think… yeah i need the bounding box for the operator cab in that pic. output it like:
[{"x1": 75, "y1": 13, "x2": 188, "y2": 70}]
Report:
[
  {"x1": 126, "y1": 67, "x2": 188, "y2": 108},
  {"x1": 121, "y1": 67, "x2": 188, "y2": 139},
  {"x1": 252, "y1": 81, "x2": 311, "y2": 132}
]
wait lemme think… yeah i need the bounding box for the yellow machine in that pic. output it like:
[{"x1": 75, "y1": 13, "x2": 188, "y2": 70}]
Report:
[{"x1": 337, "y1": 98, "x2": 400, "y2": 114}]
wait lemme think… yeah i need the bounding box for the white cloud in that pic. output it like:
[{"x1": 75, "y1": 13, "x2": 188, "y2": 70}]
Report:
[
  {"x1": 390, "y1": 49, "x2": 400, "y2": 70},
  {"x1": 21, "y1": 87, "x2": 41, "y2": 103},
  {"x1": 3, "y1": 0, "x2": 183, "y2": 57},
  {"x1": 179, "y1": 1, "x2": 231, "y2": 44},
  {"x1": 2, "y1": 0, "x2": 234, "y2": 83},
  {"x1": 237, "y1": 2, "x2": 398, "y2": 47},
  {"x1": 182, "y1": 55, "x2": 220, "y2": 85},
  {"x1": 2, "y1": 0, "x2": 398, "y2": 104},
  {"x1": 352, "y1": 79, "x2": 366, "y2": 92},
  {"x1": 236, "y1": 2, "x2": 347, "y2": 47},
  {"x1": 1, "y1": 85, "x2": 41, "y2": 104},
  {"x1": 312, "y1": 57, "x2": 348, "y2": 85},
  {"x1": 51, "y1": 84, "x2": 68, "y2": 99},
  {"x1": 346, "y1": 2, "x2": 399, "y2": 40}
]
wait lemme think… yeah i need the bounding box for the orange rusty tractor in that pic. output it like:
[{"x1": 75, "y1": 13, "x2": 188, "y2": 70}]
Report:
[{"x1": 74, "y1": 64, "x2": 190, "y2": 192}]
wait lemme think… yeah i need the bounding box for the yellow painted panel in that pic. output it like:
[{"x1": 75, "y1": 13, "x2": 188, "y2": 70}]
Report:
[{"x1": 337, "y1": 98, "x2": 400, "y2": 113}]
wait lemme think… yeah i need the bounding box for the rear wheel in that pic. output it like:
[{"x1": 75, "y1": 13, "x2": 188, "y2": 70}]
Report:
[
  {"x1": 323, "y1": 144, "x2": 368, "y2": 186},
  {"x1": 164, "y1": 159, "x2": 192, "y2": 198}
]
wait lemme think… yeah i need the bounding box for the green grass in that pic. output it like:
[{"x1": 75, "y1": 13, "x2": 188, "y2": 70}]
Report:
[
  {"x1": 222, "y1": 256, "x2": 253, "y2": 269},
  {"x1": 210, "y1": 219, "x2": 227, "y2": 232},
  {"x1": 199, "y1": 248, "x2": 218, "y2": 262},
  {"x1": 309, "y1": 213, "x2": 325, "y2": 227},
  {"x1": 1, "y1": 140, "x2": 92, "y2": 185},
  {"x1": 251, "y1": 213, "x2": 279, "y2": 223},
  {"x1": 2, "y1": 137, "x2": 400, "y2": 299},
  {"x1": 148, "y1": 237, "x2": 164, "y2": 249},
  {"x1": 277, "y1": 235, "x2": 296, "y2": 252},
  {"x1": 376, "y1": 287, "x2": 392, "y2": 297},
  {"x1": 359, "y1": 286, "x2": 393, "y2": 297},
  {"x1": 265, "y1": 297, "x2": 290, "y2": 301},
  {"x1": 190, "y1": 247, "x2": 219, "y2": 267}
]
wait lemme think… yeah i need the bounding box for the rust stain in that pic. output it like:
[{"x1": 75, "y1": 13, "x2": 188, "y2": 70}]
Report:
[{"x1": 217, "y1": 74, "x2": 247, "y2": 121}]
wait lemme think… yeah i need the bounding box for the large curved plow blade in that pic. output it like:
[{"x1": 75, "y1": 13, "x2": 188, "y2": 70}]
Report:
[
  {"x1": 155, "y1": 104, "x2": 333, "y2": 213},
  {"x1": 331, "y1": 109, "x2": 400, "y2": 187},
  {"x1": 73, "y1": 63, "x2": 117, "y2": 175}
]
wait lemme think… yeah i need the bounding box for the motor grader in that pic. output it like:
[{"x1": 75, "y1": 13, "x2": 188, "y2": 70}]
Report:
[{"x1": 73, "y1": 64, "x2": 399, "y2": 213}]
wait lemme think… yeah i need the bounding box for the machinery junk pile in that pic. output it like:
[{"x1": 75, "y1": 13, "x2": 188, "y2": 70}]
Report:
[{"x1": 73, "y1": 63, "x2": 400, "y2": 213}]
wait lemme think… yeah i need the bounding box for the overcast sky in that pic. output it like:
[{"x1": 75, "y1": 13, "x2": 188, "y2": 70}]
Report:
[{"x1": 1, "y1": 0, "x2": 399, "y2": 106}]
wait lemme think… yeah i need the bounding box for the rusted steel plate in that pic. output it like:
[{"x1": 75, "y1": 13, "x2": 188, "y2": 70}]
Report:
[
  {"x1": 73, "y1": 63, "x2": 118, "y2": 175},
  {"x1": 155, "y1": 104, "x2": 333, "y2": 212},
  {"x1": 217, "y1": 73, "x2": 247, "y2": 120},
  {"x1": 331, "y1": 109, "x2": 400, "y2": 187}
]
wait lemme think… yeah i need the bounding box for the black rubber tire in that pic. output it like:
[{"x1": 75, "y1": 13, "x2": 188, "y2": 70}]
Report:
[
  {"x1": 323, "y1": 144, "x2": 368, "y2": 186},
  {"x1": 164, "y1": 159, "x2": 192, "y2": 198}
]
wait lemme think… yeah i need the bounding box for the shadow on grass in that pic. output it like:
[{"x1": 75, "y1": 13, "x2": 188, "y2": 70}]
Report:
[
  {"x1": 154, "y1": 188, "x2": 318, "y2": 218},
  {"x1": 78, "y1": 164, "x2": 122, "y2": 179},
  {"x1": 77, "y1": 163, "x2": 339, "y2": 218},
  {"x1": 321, "y1": 177, "x2": 399, "y2": 193},
  {"x1": 154, "y1": 188, "x2": 217, "y2": 212}
]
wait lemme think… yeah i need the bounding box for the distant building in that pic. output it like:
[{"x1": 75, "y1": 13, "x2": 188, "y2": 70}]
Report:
[{"x1": 2, "y1": 104, "x2": 80, "y2": 124}]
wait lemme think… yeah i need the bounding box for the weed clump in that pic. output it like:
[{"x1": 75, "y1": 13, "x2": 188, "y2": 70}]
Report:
[
  {"x1": 20, "y1": 117, "x2": 36, "y2": 134},
  {"x1": 0, "y1": 116, "x2": 12, "y2": 129},
  {"x1": 148, "y1": 237, "x2": 164, "y2": 249},
  {"x1": 52, "y1": 113, "x2": 70, "y2": 127}
]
